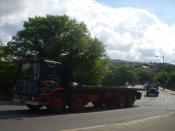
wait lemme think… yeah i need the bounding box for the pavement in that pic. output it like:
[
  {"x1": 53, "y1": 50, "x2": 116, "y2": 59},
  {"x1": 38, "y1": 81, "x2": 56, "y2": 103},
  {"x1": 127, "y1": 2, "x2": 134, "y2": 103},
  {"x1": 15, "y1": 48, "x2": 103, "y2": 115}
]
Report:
[{"x1": 164, "y1": 88, "x2": 175, "y2": 95}]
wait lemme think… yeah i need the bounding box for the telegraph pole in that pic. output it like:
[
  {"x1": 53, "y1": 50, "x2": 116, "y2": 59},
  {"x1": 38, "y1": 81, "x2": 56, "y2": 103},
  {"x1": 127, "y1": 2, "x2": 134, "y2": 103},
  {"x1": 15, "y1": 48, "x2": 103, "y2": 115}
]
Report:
[{"x1": 155, "y1": 55, "x2": 165, "y2": 90}]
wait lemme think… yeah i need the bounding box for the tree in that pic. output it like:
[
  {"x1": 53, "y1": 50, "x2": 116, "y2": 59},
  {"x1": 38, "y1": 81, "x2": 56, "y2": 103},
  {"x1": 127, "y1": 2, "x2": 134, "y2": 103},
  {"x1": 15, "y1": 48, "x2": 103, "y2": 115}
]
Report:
[
  {"x1": 0, "y1": 40, "x2": 5, "y2": 60},
  {"x1": 166, "y1": 72, "x2": 175, "y2": 90},
  {"x1": 7, "y1": 15, "x2": 108, "y2": 85},
  {"x1": 156, "y1": 72, "x2": 168, "y2": 85},
  {"x1": 0, "y1": 41, "x2": 18, "y2": 99},
  {"x1": 136, "y1": 69, "x2": 155, "y2": 84},
  {"x1": 103, "y1": 65, "x2": 137, "y2": 86}
]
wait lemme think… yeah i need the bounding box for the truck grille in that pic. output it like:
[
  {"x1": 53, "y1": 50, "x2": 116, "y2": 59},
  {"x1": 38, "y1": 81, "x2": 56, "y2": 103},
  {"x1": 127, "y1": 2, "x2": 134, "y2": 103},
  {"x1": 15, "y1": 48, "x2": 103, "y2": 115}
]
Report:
[{"x1": 16, "y1": 80, "x2": 38, "y2": 95}]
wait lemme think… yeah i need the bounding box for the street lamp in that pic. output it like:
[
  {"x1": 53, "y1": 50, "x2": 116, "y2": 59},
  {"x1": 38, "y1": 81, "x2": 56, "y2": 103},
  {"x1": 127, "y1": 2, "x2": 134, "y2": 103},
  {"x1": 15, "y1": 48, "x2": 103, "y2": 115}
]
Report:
[{"x1": 155, "y1": 55, "x2": 165, "y2": 90}]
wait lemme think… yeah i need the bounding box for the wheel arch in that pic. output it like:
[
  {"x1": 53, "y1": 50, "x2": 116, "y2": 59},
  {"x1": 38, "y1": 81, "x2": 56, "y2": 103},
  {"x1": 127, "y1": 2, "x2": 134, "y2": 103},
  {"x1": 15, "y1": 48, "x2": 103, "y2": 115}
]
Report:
[{"x1": 48, "y1": 87, "x2": 65, "y2": 105}]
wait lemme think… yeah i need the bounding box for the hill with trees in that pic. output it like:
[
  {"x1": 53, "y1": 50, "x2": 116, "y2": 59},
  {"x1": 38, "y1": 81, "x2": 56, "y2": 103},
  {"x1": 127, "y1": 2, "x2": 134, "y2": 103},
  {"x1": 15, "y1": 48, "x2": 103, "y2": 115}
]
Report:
[{"x1": 103, "y1": 59, "x2": 175, "y2": 91}]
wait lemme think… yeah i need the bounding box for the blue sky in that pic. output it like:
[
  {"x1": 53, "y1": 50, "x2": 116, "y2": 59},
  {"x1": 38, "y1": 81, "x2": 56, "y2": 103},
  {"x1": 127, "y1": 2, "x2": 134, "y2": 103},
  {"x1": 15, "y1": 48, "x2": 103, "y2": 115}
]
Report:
[{"x1": 98, "y1": 0, "x2": 175, "y2": 25}]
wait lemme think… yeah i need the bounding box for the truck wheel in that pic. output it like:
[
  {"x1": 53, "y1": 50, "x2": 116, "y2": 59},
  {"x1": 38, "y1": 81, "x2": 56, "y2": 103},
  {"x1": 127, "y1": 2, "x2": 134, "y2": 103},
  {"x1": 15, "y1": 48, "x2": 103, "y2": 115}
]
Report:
[
  {"x1": 117, "y1": 94, "x2": 126, "y2": 108},
  {"x1": 92, "y1": 101, "x2": 103, "y2": 108},
  {"x1": 51, "y1": 94, "x2": 65, "y2": 113},
  {"x1": 70, "y1": 96, "x2": 84, "y2": 112},
  {"x1": 126, "y1": 95, "x2": 135, "y2": 107},
  {"x1": 104, "y1": 100, "x2": 117, "y2": 108},
  {"x1": 27, "y1": 105, "x2": 41, "y2": 112}
]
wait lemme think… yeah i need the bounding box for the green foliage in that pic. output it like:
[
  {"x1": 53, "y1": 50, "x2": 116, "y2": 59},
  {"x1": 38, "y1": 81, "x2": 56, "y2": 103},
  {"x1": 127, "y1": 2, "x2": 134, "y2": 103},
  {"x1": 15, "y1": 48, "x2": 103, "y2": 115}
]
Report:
[
  {"x1": 0, "y1": 42, "x2": 18, "y2": 98},
  {"x1": 155, "y1": 72, "x2": 167, "y2": 85},
  {"x1": 103, "y1": 60, "x2": 175, "y2": 90},
  {"x1": 7, "y1": 15, "x2": 108, "y2": 85},
  {"x1": 0, "y1": 41, "x2": 5, "y2": 59},
  {"x1": 0, "y1": 61, "x2": 18, "y2": 96},
  {"x1": 153, "y1": 63, "x2": 175, "y2": 73},
  {"x1": 167, "y1": 72, "x2": 175, "y2": 89},
  {"x1": 153, "y1": 63, "x2": 175, "y2": 90},
  {"x1": 168, "y1": 72, "x2": 175, "y2": 84},
  {"x1": 103, "y1": 64, "x2": 138, "y2": 86},
  {"x1": 156, "y1": 71, "x2": 175, "y2": 90},
  {"x1": 103, "y1": 60, "x2": 157, "y2": 86},
  {"x1": 136, "y1": 69, "x2": 155, "y2": 84}
]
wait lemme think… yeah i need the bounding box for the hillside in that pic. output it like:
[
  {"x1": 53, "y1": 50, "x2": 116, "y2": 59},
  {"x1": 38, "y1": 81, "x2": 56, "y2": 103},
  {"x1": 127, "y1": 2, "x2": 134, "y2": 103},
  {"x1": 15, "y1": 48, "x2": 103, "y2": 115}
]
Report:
[{"x1": 111, "y1": 59, "x2": 175, "y2": 73}]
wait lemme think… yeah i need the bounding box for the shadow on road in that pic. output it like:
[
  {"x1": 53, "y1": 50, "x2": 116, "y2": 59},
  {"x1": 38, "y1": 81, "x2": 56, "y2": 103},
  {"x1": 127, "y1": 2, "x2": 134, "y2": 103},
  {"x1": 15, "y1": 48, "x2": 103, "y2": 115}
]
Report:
[{"x1": 0, "y1": 106, "x2": 138, "y2": 120}]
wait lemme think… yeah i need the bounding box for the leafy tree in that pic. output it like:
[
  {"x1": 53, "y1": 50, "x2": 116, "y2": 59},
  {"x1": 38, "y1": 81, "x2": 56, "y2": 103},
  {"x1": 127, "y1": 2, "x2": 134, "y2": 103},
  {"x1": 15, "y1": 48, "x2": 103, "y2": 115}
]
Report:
[
  {"x1": 0, "y1": 40, "x2": 5, "y2": 60},
  {"x1": 153, "y1": 63, "x2": 175, "y2": 73},
  {"x1": 0, "y1": 41, "x2": 18, "y2": 99},
  {"x1": 0, "y1": 61, "x2": 18, "y2": 98},
  {"x1": 166, "y1": 72, "x2": 175, "y2": 90},
  {"x1": 169, "y1": 72, "x2": 175, "y2": 84},
  {"x1": 103, "y1": 65, "x2": 137, "y2": 86},
  {"x1": 7, "y1": 15, "x2": 108, "y2": 85},
  {"x1": 136, "y1": 69, "x2": 155, "y2": 84},
  {"x1": 156, "y1": 72, "x2": 169, "y2": 86}
]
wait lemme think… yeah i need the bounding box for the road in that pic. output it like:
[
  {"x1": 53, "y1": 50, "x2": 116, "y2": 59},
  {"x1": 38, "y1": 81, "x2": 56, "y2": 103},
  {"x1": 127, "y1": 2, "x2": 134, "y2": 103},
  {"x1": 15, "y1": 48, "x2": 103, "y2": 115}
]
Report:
[{"x1": 0, "y1": 88, "x2": 175, "y2": 131}]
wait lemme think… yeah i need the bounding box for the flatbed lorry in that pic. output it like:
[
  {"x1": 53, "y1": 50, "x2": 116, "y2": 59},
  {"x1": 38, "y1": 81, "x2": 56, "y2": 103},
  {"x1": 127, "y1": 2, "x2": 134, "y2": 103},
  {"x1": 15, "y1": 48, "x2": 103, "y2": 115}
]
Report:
[{"x1": 13, "y1": 54, "x2": 142, "y2": 112}]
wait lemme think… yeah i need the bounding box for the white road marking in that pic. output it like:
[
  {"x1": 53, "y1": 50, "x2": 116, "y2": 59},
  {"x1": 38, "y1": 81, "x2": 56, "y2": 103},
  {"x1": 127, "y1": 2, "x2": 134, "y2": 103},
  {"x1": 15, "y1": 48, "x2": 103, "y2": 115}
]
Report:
[{"x1": 61, "y1": 112, "x2": 174, "y2": 131}]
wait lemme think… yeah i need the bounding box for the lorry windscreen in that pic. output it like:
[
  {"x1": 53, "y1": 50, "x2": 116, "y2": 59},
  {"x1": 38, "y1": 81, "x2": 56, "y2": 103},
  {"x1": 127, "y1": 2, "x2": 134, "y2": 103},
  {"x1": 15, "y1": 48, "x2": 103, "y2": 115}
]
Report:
[{"x1": 19, "y1": 63, "x2": 40, "y2": 80}]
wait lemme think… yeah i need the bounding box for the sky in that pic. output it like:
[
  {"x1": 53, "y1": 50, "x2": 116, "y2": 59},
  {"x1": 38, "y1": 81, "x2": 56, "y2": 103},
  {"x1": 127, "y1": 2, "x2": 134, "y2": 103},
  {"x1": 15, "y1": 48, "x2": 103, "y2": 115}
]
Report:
[
  {"x1": 98, "y1": 0, "x2": 175, "y2": 25},
  {"x1": 0, "y1": 0, "x2": 175, "y2": 63}
]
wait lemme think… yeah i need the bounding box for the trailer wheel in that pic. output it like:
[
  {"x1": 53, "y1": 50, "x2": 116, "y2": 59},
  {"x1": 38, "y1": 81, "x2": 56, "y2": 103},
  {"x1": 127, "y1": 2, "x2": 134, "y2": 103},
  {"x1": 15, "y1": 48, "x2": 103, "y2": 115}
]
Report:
[
  {"x1": 50, "y1": 94, "x2": 65, "y2": 113},
  {"x1": 70, "y1": 96, "x2": 84, "y2": 112},
  {"x1": 117, "y1": 94, "x2": 126, "y2": 108},
  {"x1": 126, "y1": 95, "x2": 135, "y2": 107},
  {"x1": 27, "y1": 105, "x2": 41, "y2": 112},
  {"x1": 92, "y1": 101, "x2": 103, "y2": 108},
  {"x1": 103, "y1": 100, "x2": 117, "y2": 108}
]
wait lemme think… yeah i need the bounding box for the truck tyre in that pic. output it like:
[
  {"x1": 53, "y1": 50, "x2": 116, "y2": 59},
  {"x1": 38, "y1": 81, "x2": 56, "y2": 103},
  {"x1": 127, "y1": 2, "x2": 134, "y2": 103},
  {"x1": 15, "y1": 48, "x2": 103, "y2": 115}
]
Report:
[
  {"x1": 70, "y1": 96, "x2": 84, "y2": 112},
  {"x1": 27, "y1": 105, "x2": 41, "y2": 112},
  {"x1": 50, "y1": 94, "x2": 66, "y2": 113},
  {"x1": 103, "y1": 100, "x2": 117, "y2": 108},
  {"x1": 92, "y1": 101, "x2": 103, "y2": 108},
  {"x1": 126, "y1": 95, "x2": 135, "y2": 107},
  {"x1": 117, "y1": 94, "x2": 126, "y2": 108}
]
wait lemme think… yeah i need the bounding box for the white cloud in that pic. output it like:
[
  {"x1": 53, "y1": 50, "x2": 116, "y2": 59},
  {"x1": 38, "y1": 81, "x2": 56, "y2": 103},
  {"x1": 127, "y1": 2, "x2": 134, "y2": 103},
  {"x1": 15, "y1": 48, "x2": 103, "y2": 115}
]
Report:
[{"x1": 0, "y1": 0, "x2": 175, "y2": 63}]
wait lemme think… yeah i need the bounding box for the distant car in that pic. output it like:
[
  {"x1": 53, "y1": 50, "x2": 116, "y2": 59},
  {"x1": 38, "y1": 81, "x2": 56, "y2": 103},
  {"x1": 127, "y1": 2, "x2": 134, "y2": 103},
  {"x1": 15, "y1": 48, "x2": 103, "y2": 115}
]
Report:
[{"x1": 145, "y1": 83, "x2": 159, "y2": 97}]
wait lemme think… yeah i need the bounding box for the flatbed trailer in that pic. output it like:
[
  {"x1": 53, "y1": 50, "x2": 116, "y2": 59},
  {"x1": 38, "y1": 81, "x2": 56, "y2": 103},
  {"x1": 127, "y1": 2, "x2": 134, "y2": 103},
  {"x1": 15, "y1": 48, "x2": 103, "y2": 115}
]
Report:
[
  {"x1": 67, "y1": 85, "x2": 142, "y2": 110},
  {"x1": 13, "y1": 54, "x2": 142, "y2": 113}
]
